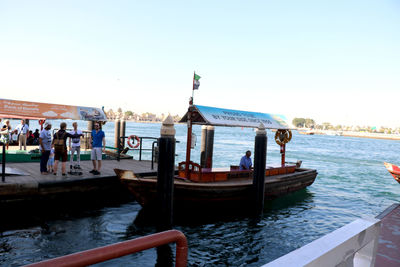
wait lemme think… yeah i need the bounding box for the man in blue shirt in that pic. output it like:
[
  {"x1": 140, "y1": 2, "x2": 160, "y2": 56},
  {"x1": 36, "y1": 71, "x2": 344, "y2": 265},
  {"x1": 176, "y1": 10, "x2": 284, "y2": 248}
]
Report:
[
  {"x1": 90, "y1": 122, "x2": 105, "y2": 175},
  {"x1": 239, "y1": 150, "x2": 252, "y2": 170}
]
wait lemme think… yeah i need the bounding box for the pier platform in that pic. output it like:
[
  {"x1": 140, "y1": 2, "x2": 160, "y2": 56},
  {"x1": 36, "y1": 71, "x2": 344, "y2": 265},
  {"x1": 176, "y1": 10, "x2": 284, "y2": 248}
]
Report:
[
  {"x1": 0, "y1": 159, "x2": 157, "y2": 203},
  {"x1": 375, "y1": 203, "x2": 400, "y2": 267}
]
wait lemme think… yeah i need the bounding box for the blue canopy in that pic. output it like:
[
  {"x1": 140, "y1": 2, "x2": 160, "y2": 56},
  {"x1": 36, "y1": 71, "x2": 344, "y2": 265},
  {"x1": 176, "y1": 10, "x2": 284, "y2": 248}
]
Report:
[{"x1": 180, "y1": 105, "x2": 290, "y2": 129}]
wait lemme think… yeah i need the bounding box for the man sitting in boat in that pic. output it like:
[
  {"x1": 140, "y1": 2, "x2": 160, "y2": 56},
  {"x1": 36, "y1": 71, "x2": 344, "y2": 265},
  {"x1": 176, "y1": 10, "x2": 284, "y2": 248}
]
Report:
[{"x1": 239, "y1": 150, "x2": 252, "y2": 170}]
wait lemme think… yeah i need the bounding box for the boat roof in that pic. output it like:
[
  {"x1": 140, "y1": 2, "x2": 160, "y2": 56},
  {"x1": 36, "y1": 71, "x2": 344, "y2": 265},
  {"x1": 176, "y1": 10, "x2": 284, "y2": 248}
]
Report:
[
  {"x1": 180, "y1": 105, "x2": 290, "y2": 129},
  {"x1": 0, "y1": 99, "x2": 107, "y2": 121}
]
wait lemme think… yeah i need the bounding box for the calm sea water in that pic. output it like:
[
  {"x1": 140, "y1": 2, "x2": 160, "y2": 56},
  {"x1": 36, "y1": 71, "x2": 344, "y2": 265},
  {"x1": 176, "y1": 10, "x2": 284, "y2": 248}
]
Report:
[{"x1": 1, "y1": 121, "x2": 399, "y2": 266}]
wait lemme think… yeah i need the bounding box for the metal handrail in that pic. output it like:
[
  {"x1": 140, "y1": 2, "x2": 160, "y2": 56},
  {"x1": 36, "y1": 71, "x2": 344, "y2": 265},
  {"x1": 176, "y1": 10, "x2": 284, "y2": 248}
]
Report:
[
  {"x1": 137, "y1": 136, "x2": 158, "y2": 160},
  {"x1": 24, "y1": 230, "x2": 188, "y2": 267},
  {"x1": 117, "y1": 136, "x2": 158, "y2": 162}
]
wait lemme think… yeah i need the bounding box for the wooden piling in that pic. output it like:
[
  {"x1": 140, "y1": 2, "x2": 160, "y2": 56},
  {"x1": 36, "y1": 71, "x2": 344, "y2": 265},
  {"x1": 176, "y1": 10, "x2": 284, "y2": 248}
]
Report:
[
  {"x1": 156, "y1": 115, "x2": 176, "y2": 231},
  {"x1": 200, "y1": 126, "x2": 207, "y2": 168},
  {"x1": 119, "y1": 119, "x2": 126, "y2": 146},
  {"x1": 114, "y1": 119, "x2": 121, "y2": 150},
  {"x1": 85, "y1": 121, "x2": 95, "y2": 149},
  {"x1": 205, "y1": 126, "x2": 214, "y2": 168},
  {"x1": 253, "y1": 123, "x2": 267, "y2": 215}
]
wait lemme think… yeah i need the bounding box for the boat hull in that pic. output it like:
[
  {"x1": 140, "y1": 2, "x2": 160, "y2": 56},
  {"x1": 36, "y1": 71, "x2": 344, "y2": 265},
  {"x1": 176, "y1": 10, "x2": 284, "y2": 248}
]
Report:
[
  {"x1": 384, "y1": 162, "x2": 400, "y2": 184},
  {"x1": 116, "y1": 168, "x2": 318, "y2": 211}
]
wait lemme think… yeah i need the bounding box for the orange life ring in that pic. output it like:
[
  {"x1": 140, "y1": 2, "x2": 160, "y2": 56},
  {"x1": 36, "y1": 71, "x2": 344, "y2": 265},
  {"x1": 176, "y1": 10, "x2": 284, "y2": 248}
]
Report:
[
  {"x1": 275, "y1": 129, "x2": 292, "y2": 146},
  {"x1": 127, "y1": 135, "x2": 140, "y2": 148}
]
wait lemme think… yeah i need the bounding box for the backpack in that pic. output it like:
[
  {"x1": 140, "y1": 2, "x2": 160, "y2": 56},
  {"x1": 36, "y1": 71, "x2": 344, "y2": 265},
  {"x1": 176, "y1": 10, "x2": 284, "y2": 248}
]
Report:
[{"x1": 53, "y1": 131, "x2": 66, "y2": 152}]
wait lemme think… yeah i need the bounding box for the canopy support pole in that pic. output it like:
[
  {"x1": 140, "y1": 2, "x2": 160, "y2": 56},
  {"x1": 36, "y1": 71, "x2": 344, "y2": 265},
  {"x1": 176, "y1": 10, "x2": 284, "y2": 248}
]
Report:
[
  {"x1": 280, "y1": 144, "x2": 286, "y2": 167},
  {"x1": 185, "y1": 99, "x2": 193, "y2": 179}
]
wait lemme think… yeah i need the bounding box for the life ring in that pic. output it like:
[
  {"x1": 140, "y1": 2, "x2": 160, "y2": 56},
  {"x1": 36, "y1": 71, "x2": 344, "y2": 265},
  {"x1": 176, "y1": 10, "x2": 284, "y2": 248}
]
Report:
[
  {"x1": 275, "y1": 129, "x2": 292, "y2": 146},
  {"x1": 127, "y1": 135, "x2": 140, "y2": 148}
]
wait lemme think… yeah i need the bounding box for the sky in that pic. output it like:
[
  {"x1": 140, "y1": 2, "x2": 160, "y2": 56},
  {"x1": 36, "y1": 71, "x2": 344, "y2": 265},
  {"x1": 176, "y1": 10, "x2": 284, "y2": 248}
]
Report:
[{"x1": 0, "y1": 0, "x2": 399, "y2": 127}]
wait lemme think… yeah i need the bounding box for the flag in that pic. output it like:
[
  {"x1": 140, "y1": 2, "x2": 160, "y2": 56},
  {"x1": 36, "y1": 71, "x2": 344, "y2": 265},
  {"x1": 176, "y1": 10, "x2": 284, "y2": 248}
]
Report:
[{"x1": 193, "y1": 73, "x2": 201, "y2": 90}]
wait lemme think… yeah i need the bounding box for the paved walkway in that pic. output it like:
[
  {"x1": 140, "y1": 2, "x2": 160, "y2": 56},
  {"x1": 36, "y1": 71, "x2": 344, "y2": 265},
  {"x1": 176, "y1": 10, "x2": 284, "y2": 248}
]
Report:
[
  {"x1": 0, "y1": 159, "x2": 157, "y2": 202},
  {"x1": 376, "y1": 203, "x2": 400, "y2": 267}
]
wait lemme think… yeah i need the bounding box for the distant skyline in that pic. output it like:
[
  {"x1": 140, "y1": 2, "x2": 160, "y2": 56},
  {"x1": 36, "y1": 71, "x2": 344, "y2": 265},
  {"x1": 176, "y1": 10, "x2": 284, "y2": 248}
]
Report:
[{"x1": 1, "y1": 1, "x2": 399, "y2": 127}]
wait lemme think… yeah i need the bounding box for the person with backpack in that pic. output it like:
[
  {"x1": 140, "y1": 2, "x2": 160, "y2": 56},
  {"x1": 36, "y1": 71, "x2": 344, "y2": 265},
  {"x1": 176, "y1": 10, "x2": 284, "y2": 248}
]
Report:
[{"x1": 52, "y1": 122, "x2": 73, "y2": 176}]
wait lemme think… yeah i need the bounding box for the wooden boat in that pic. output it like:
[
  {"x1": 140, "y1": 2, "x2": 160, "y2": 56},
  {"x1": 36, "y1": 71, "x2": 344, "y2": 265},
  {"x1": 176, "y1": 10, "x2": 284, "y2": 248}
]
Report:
[
  {"x1": 115, "y1": 167, "x2": 317, "y2": 212},
  {"x1": 384, "y1": 162, "x2": 400, "y2": 184},
  {"x1": 115, "y1": 99, "x2": 318, "y2": 212}
]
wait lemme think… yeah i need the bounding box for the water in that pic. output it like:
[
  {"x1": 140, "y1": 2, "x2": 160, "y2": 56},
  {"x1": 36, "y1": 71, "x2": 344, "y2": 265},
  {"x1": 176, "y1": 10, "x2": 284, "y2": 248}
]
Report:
[{"x1": 1, "y1": 122, "x2": 399, "y2": 266}]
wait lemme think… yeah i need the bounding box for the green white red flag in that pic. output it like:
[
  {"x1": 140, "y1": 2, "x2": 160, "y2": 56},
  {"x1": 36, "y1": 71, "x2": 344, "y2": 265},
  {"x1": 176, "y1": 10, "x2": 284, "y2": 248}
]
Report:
[{"x1": 193, "y1": 73, "x2": 201, "y2": 90}]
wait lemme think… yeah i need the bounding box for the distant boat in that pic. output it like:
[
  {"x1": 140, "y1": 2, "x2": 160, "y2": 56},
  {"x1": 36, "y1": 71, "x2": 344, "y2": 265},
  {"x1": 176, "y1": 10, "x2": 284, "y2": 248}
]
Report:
[
  {"x1": 384, "y1": 162, "x2": 400, "y2": 184},
  {"x1": 325, "y1": 130, "x2": 343, "y2": 136},
  {"x1": 298, "y1": 129, "x2": 315, "y2": 135}
]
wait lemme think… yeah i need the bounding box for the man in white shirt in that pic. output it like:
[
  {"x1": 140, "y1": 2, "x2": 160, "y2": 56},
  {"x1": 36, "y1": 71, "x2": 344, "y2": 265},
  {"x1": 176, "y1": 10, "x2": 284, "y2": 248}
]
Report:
[
  {"x1": 69, "y1": 122, "x2": 84, "y2": 169},
  {"x1": 14, "y1": 119, "x2": 29, "y2": 150}
]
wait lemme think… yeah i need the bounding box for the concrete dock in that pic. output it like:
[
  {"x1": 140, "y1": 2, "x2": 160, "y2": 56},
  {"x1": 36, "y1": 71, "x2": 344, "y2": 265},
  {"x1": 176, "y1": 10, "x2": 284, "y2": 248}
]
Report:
[{"x1": 0, "y1": 159, "x2": 157, "y2": 203}]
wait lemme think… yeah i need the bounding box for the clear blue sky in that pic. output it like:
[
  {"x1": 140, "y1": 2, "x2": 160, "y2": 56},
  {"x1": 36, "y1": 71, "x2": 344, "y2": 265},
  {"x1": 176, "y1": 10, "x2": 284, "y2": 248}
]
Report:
[{"x1": 1, "y1": 0, "x2": 399, "y2": 127}]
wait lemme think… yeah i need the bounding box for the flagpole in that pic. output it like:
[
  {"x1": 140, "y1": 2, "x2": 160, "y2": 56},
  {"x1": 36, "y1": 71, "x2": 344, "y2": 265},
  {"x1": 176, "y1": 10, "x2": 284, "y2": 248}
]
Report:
[
  {"x1": 185, "y1": 72, "x2": 195, "y2": 180},
  {"x1": 192, "y1": 71, "x2": 195, "y2": 104}
]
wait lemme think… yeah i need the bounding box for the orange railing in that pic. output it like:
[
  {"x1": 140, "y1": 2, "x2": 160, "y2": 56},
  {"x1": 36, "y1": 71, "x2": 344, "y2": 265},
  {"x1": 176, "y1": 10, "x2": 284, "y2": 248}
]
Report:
[{"x1": 25, "y1": 230, "x2": 188, "y2": 267}]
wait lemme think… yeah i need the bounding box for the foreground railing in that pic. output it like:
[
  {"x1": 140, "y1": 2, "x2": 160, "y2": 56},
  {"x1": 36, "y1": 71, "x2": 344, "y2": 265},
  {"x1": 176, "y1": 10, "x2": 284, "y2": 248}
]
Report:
[
  {"x1": 263, "y1": 218, "x2": 381, "y2": 267},
  {"x1": 25, "y1": 230, "x2": 188, "y2": 267}
]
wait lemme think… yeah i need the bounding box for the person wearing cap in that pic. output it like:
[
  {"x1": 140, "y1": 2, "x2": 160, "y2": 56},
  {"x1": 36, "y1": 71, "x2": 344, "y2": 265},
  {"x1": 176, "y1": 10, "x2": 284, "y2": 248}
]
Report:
[{"x1": 39, "y1": 122, "x2": 52, "y2": 174}]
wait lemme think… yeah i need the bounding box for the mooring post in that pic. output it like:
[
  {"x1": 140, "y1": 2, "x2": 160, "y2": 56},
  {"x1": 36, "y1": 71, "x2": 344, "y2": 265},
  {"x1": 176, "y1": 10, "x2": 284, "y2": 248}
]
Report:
[
  {"x1": 114, "y1": 119, "x2": 121, "y2": 161},
  {"x1": 114, "y1": 118, "x2": 121, "y2": 151},
  {"x1": 120, "y1": 118, "x2": 126, "y2": 161},
  {"x1": 2, "y1": 142, "x2": 5, "y2": 182},
  {"x1": 200, "y1": 126, "x2": 207, "y2": 168},
  {"x1": 205, "y1": 126, "x2": 214, "y2": 168},
  {"x1": 87, "y1": 120, "x2": 94, "y2": 131},
  {"x1": 156, "y1": 115, "x2": 176, "y2": 231},
  {"x1": 86, "y1": 121, "x2": 95, "y2": 150},
  {"x1": 253, "y1": 123, "x2": 267, "y2": 215},
  {"x1": 119, "y1": 118, "x2": 126, "y2": 145}
]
